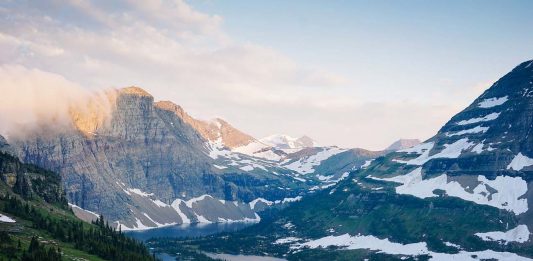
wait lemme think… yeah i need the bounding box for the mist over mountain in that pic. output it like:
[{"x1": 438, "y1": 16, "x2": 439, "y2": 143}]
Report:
[{"x1": 3, "y1": 86, "x2": 377, "y2": 230}]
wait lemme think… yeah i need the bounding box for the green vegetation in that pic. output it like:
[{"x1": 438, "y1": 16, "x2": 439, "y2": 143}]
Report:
[
  {"x1": 147, "y1": 169, "x2": 532, "y2": 260},
  {"x1": 0, "y1": 152, "x2": 156, "y2": 261}
]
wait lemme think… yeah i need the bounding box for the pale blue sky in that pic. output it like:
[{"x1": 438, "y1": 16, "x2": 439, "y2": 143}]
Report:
[
  {"x1": 191, "y1": 0, "x2": 532, "y2": 102},
  {"x1": 0, "y1": 0, "x2": 532, "y2": 149}
]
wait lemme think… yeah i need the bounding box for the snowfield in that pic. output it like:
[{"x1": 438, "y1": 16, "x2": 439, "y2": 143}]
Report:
[
  {"x1": 478, "y1": 96, "x2": 508, "y2": 108},
  {"x1": 394, "y1": 139, "x2": 474, "y2": 166},
  {"x1": 507, "y1": 152, "x2": 533, "y2": 171},
  {"x1": 368, "y1": 168, "x2": 528, "y2": 215},
  {"x1": 475, "y1": 225, "x2": 531, "y2": 244},
  {"x1": 284, "y1": 147, "x2": 347, "y2": 174},
  {"x1": 445, "y1": 126, "x2": 489, "y2": 137},
  {"x1": 290, "y1": 233, "x2": 531, "y2": 260},
  {"x1": 456, "y1": 112, "x2": 500, "y2": 125},
  {"x1": 293, "y1": 234, "x2": 428, "y2": 256}
]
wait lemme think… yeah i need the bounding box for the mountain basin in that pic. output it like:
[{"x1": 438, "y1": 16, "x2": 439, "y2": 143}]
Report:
[{"x1": 126, "y1": 222, "x2": 258, "y2": 260}]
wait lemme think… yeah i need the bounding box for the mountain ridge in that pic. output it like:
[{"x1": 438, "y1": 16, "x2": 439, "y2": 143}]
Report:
[
  {"x1": 152, "y1": 59, "x2": 533, "y2": 260},
  {"x1": 6, "y1": 86, "x2": 379, "y2": 231}
]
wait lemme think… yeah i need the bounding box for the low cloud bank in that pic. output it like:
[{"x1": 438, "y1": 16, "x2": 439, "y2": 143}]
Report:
[{"x1": 0, "y1": 65, "x2": 114, "y2": 138}]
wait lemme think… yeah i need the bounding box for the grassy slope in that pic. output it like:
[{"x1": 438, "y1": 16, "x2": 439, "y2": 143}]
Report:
[
  {"x1": 0, "y1": 186, "x2": 106, "y2": 261},
  {"x1": 0, "y1": 152, "x2": 154, "y2": 261}
]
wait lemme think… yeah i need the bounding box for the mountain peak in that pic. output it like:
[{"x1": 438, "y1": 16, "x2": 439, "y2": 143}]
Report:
[
  {"x1": 155, "y1": 101, "x2": 255, "y2": 148},
  {"x1": 260, "y1": 134, "x2": 317, "y2": 150},
  {"x1": 119, "y1": 86, "x2": 153, "y2": 97}
]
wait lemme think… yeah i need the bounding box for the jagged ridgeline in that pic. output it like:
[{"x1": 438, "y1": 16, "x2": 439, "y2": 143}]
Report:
[
  {"x1": 7, "y1": 86, "x2": 377, "y2": 230},
  {"x1": 0, "y1": 149, "x2": 155, "y2": 261},
  {"x1": 147, "y1": 60, "x2": 533, "y2": 260}
]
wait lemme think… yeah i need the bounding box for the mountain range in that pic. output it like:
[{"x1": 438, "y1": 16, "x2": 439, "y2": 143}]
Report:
[
  {"x1": 3, "y1": 86, "x2": 385, "y2": 230},
  {"x1": 147, "y1": 60, "x2": 533, "y2": 260}
]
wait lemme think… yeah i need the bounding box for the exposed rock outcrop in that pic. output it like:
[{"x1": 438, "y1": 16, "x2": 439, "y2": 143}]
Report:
[{"x1": 9, "y1": 87, "x2": 303, "y2": 228}]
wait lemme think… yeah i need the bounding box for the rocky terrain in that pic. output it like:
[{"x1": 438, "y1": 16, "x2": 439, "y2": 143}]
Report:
[
  {"x1": 6, "y1": 87, "x2": 380, "y2": 230},
  {"x1": 156, "y1": 60, "x2": 533, "y2": 260}
]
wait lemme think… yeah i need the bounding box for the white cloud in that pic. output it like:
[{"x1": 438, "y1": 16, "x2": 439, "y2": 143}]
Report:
[
  {"x1": 0, "y1": 0, "x2": 488, "y2": 149},
  {"x1": 0, "y1": 65, "x2": 88, "y2": 136}
]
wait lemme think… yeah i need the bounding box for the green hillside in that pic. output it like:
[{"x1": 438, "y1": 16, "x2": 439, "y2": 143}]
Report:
[{"x1": 0, "y1": 152, "x2": 156, "y2": 261}]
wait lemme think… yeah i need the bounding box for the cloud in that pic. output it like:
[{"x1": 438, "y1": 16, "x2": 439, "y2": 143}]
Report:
[
  {"x1": 0, "y1": 0, "x2": 492, "y2": 149},
  {"x1": 0, "y1": 65, "x2": 86, "y2": 136},
  {"x1": 0, "y1": 65, "x2": 115, "y2": 138}
]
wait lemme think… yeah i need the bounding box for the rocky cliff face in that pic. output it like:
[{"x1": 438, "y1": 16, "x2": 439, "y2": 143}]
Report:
[
  {"x1": 9, "y1": 87, "x2": 306, "y2": 229},
  {"x1": 155, "y1": 100, "x2": 256, "y2": 149}
]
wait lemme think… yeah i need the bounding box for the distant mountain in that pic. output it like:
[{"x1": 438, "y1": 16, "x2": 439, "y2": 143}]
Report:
[
  {"x1": 233, "y1": 134, "x2": 382, "y2": 186},
  {"x1": 384, "y1": 138, "x2": 421, "y2": 151},
  {"x1": 260, "y1": 134, "x2": 318, "y2": 151},
  {"x1": 233, "y1": 134, "x2": 318, "y2": 161},
  {"x1": 164, "y1": 60, "x2": 533, "y2": 260}
]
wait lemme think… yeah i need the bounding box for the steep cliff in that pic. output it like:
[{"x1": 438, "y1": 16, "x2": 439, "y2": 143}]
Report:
[
  {"x1": 155, "y1": 100, "x2": 256, "y2": 149},
  {"x1": 10, "y1": 87, "x2": 305, "y2": 229}
]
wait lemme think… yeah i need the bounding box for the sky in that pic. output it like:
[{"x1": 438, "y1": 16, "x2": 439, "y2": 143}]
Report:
[{"x1": 0, "y1": 0, "x2": 532, "y2": 150}]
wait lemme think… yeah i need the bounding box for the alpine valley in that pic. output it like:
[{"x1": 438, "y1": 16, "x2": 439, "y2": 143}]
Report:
[
  {"x1": 144, "y1": 60, "x2": 533, "y2": 260},
  {"x1": 4, "y1": 87, "x2": 383, "y2": 231}
]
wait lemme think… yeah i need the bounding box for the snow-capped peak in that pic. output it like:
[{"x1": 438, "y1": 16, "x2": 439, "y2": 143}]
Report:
[{"x1": 260, "y1": 134, "x2": 317, "y2": 150}]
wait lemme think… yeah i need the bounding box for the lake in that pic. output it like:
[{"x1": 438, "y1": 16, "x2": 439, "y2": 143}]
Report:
[
  {"x1": 126, "y1": 222, "x2": 254, "y2": 241},
  {"x1": 126, "y1": 222, "x2": 256, "y2": 261}
]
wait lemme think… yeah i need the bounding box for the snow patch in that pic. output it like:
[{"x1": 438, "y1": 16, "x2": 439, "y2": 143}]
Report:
[
  {"x1": 68, "y1": 203, "x2": 100, "y2": 219},
  {"x1": 151, "y1": 199, "x2": 168, "y2": 207},
  {"x1": 240, "y1": 165, "x2": 254, "y2": 171},
  {"x1": 292, "y1": 233, "x2": 531, "y2": 260},
  {"x1": 0, "y1": 213, "x2": 16, "y2": 223},
  {"x1": 456, "y1": 112, "x2": 500, "y2": 125},
  {"x1": 170, "y1": 199, "x2": 191, "y2": 224},
  {"x1": 475, "y1": 225, "x2": 530, "y2": 244},
  {"x1": 206, "y1": 138, "x2": 232, "y2": 159},
  {"x1": 249, "y1": 198, "x2": 274, "y2": 210},
  {"x1": 446, "y1": 126, "x2": 489, "y2": 137},
  {"x1": 394, "y1": 139, "x2": 473, "y2": 165},
  {"x1": 276, "y1": 196, "x2": 302, "y2": 204},
  {"x1": 284, "y1": 147, "x2": 347, "y2": 174},
  {"x1": 361, "y1": 159, "x2": 373, "y2": 169},
  {"x1": 443, "y1": 241, "x2": 461, "y2": 249},
  {"x1": 125, "y1": 188, "x2": 154, "y2": 197},
  {"x1": 293, "y1": 234, "x2": 429, "y2": 256},
  {"x1": 478, "y1": 96, "x2": 508, "y2": 108},
  {"x1": 184, "y1": 195, "x2": 213, "y2": 208},
  {"x1": 369, "y1": 168, "x2": 528, "y2": 215},
  {"x1": 507, "y1": 153, "x2": 533, "y2": 171}
]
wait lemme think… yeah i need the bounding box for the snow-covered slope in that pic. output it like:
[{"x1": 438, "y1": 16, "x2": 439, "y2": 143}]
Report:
[
  {"x1": 233, "y1": 134, "x2": 317, "y2": 161},
  {"x1": 260, "y1": 134, "x2": 317, "y2": 151},
  {"x1": 186, "y1": 60, "x2": 533, "y2": 260}
]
